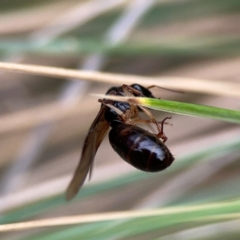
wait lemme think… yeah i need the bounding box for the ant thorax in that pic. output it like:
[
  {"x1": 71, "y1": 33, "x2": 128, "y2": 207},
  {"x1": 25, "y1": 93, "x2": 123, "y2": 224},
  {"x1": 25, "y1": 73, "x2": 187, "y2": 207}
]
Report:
[{"x1": 121, "y1": 106, "x2": 138, "y2": 125}]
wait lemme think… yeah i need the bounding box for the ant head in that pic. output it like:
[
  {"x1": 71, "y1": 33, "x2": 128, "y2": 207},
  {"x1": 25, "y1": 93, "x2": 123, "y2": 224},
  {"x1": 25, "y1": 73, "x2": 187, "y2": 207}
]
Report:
[{"x1": 131, "y1": 84, "x2": 155, "y2": 98}]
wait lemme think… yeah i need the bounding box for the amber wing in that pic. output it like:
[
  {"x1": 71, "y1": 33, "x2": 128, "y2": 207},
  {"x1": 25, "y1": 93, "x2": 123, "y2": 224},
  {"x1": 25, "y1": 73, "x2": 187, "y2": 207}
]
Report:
[{"x1": 66, "y1": 105, "x2": 110, "y2": 201}]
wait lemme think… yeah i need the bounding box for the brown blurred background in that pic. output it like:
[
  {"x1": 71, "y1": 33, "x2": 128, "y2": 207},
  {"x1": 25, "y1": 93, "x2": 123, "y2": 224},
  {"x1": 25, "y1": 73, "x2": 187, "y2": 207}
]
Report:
[{"x1": 1, "y1": 0, "x2": 240, "y2": 239}]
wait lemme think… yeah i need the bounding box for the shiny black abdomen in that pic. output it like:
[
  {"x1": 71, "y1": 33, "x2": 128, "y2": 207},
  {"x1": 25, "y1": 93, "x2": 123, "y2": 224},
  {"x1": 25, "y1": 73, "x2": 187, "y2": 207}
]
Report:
[{"x1": 109, "y1": 123, "x2": 174, "y2": 172}]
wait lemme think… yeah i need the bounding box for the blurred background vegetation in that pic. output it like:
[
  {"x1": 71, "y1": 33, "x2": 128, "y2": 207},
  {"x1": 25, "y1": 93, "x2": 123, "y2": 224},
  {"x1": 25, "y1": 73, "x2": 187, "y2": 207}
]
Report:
[{"x1": 0, "y1": 0, "x2": 240, "y2": 239}]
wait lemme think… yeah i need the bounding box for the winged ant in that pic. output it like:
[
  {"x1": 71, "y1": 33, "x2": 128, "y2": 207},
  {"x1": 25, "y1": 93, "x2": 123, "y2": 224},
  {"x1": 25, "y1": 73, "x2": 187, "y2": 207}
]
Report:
[{"x1": 66, "y1": 84, "x2": 174, "y2": 200}]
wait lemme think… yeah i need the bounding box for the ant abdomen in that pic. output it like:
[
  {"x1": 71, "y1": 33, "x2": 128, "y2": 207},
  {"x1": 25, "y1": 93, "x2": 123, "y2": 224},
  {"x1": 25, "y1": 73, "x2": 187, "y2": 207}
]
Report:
[{"x1": 109, "y1": 121, "x2": 174, "y2": 172}]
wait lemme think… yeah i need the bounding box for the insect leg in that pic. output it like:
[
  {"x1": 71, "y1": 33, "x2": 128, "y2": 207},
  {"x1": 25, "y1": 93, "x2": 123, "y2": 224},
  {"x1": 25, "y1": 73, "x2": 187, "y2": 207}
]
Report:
[
  {"x1": 133, "y1": 118, "x2": 172, "y2": 126},
  {"x1": 137, "y1": 105, "x2": 171, "y2": 142},
  {"x1": 157, "y1": 116, "x2": 172, "y2": 142},
  {"x1": 122, "y1": 84, "x2": 172, "y2": 138}
]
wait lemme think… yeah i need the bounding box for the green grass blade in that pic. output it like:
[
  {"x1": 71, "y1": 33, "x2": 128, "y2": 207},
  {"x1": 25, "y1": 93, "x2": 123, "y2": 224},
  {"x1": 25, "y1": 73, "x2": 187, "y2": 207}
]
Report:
[
  {"x1": 2, "y1": 138, "x2": 240, "y2": 224},
  {"x1": 1, "y1": 36, "x2": 240, "y2": 57},
  {"x1": 16, "y1": 198, "x2": 240, "y2": 240},
  {"x1": 103, "y1": 96, "x2": 240, "y2": 124}
]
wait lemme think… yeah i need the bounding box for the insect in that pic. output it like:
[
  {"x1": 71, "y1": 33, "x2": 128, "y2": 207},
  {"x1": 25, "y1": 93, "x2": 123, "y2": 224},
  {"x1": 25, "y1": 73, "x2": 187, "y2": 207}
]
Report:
[{"x1": 66, "y1": 84, "x2": 174, "y2": 200}]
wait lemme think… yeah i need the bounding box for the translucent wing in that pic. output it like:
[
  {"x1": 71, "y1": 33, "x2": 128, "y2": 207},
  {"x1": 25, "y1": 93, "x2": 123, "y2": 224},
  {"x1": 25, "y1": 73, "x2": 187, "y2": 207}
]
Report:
[{"x1": 66, "y1": 105, "x2": 110, "y2": 201}]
